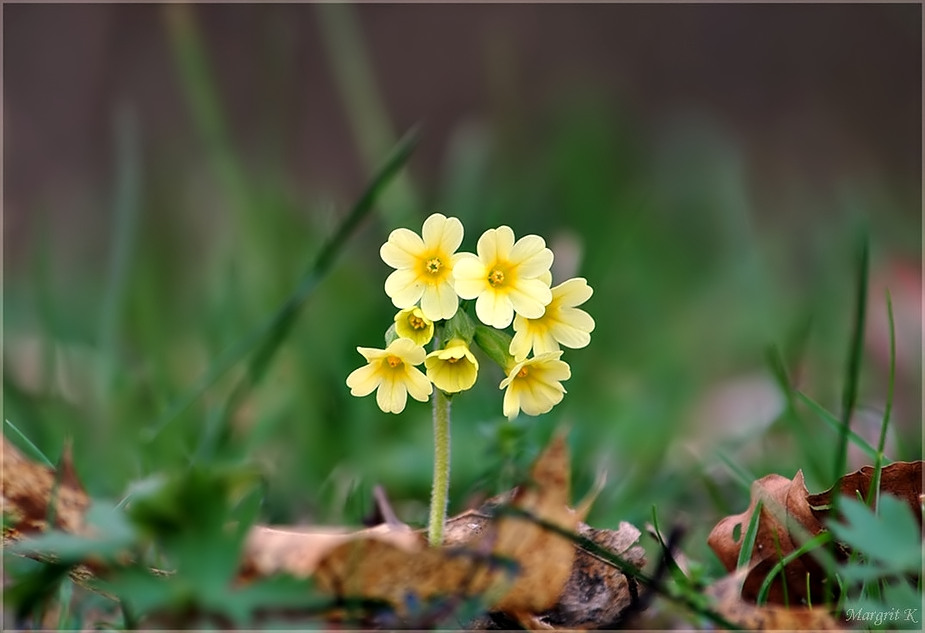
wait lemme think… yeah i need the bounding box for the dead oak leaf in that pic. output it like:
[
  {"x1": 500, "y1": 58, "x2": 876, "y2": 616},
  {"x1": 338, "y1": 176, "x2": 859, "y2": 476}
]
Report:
[
  {"x1": 806, "y1": 460, "x2": 923, "y2": 526},
  {"x1": 2, "y1": 434, "x2": 89, "y2": 539},
  {"x1": 312, "y1": 432, "x2": 608, "y2": 626},
  {"x1": 706, "y1": 567, "x2": 841, "y2": 630},
  {"x1": 708, "y1": 460, "x2": 924, "y2": 605}
]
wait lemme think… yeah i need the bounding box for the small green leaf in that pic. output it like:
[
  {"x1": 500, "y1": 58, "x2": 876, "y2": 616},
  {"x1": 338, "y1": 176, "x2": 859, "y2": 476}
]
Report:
[
  {"x1": 473, "y1": 325, "x2": 514, "y2": 371},
  {"x1": 829, "y1": 495, "x2": 922, "y2": 574},
  {"x1": 443, "y1": 307, "x2": 476, "y2": 345}
]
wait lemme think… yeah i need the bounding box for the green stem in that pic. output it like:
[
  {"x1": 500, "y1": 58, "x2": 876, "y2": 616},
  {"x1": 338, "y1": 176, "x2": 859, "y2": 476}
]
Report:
[{"x1": 428, "y1": 389, "x2": 451, "y2": 546}]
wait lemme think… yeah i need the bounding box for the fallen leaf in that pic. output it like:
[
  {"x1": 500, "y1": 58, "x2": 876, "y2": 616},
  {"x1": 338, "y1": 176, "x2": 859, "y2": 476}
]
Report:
[
  {"x1": 312, "y1": 432, "x2": 645, "y2": 628},
  {"x1": 539, "y1": 521, "x2": 646, "y2": 629},
  {"x1": 708, "y1": 460, "x2": 924, "y2": 605},
  {"x1": 241, "y1": 523, "x2": 422, "y2": 579},
  {"x1": 2, "y1": 434, "x2": 89, "y2": 539},
  {"x1": 806, "y1": 461, "x2": 924, "y2": 525},
  {"x1": 706, "y1": 567, "x2": 841, "y2": 630}
]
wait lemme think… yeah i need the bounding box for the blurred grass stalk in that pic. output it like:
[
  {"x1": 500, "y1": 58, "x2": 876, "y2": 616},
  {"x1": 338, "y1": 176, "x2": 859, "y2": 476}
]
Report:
[
  {"x1": 315, "y1": 3, "x2": 420, "y2": 226},
  {"x1": 98, "y1": 105, "x2": 141, "y2": 397},
  {"x1": 147, "y1": 3, "x2": 424, "y2": 452},
  {"x1": 162, "y1": 4, "x2": 252, "y2": 223}
]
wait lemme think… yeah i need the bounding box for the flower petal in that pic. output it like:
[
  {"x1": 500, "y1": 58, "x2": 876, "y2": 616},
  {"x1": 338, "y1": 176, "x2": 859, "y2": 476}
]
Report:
[
  {"x1": 420, "y1": 279, "x2": 459, "y2": 321},
  {"x1": 404, "y1": 366, "x2": 434, "y2": 402},
  {"x1": 509, "y1": 318, "x2": 533, "y2": 361},
  {"x1": 380, "y1": 228, "x2": 425, "y2": 268},
  {"x1": 550, "y1": 310, "x2": 595, "y2": 349},
  {"x1": 508, "y1": 279, "x2": 552, "y2": 319},
  {"x1": 478, "y1": 226, "x2": 515, "y2": 264},
  {"x1": 530, "y1": 330, "x2": 561, "y2": 356},
  {"x1": 553, "y1": 278, "x2": 593, "y2": 307},
  {"x1": 422, "y1": 213, "x2": 464, "y2": 255},
  {"x1": 376, "y1": 376, "x2": 408, "y2": 414},
  {"x1": 384, "y1": 269, "x2": 424, "y2": 308},
  {"x1": 519, "y1": 378, "x2": 565, "y2": 416},
  {"x1": 509, "y1": 234, "x2": 547, "y2": 264},
  {"x1": 515, "y1": 246, "x2": 554, "y2": 280},
  {"x1": 476, "y1": 290, "x2": 514, "y2": 329},
  {"x1": 453, "y1": 260, "x2": 488, "y2": 299},
  {"x1": 502, "y1": 382, "x2": 522, "y2": 419},
  {"x1": 346, "y1": 363, "x2": 382, "y2": 396},
  {"x1": 390, "y1": 337, "x2": 427, "y2": 365},
  {"x1": 356, "y1": 346, "x2": 387, "y2": 362}
]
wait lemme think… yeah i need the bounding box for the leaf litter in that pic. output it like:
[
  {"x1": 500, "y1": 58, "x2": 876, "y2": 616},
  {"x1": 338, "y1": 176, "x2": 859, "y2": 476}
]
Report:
[{"x1": 5, "y1": 429, "x2": 923, "y2": 629}]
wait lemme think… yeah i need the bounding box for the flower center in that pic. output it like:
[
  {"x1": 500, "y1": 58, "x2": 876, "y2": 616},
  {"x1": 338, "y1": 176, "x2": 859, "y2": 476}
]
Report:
[
  {"x1": 446, "y1": 357, "x2": 460, "y2": 364},
  {"x1": 425, "y1": 257, "x2": 443, "y2": 275},
  {"x1": 488, "y1": 268, "x2": 505, "y2": 287},
  {"x1": 409, "y1": 315, "x2": 427, "y2": 330},
  {"x1": 386, "y1": 355, "x2": 402, "y2": 368},
  {"x1": 517, "y1": 366, "x2": 529, "y2": 379}
]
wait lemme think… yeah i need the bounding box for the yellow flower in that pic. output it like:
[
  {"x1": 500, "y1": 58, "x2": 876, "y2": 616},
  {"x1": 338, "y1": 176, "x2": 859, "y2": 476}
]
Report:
[
  {"x1": 499, "y1": 352, "x2": 571, "y2": 419},
  {"x1": 394, "y1": 307, "x2": 434, "y2": 346},
  {"x1": 509, "y1": 278, "x2": 595, "y2": 361},
  {"x1": 453, "y1": 226, "x2": 553, "y2": 329},
  {"x1": 380, "y1": 213, "x2": 464, "y2": 321},
  {"x1": 425, "y1": 339, "x2": 479, "y2": 394},
  {"x1": 346, "y1": 338, "x2": 433, "y2": 414}
]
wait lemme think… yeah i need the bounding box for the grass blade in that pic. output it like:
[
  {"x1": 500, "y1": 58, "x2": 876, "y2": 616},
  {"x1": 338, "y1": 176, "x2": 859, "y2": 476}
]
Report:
[
  {"x1": 755, "y1": 532, "x2": 832, "y2": 605},
  {"x1": 796, "y1": 391, "x2": 885, "y2": 464},
  {"x1": 144, "y1": 126, "x2": 420, "y2": 442},
  {"x1": 736, "y1": 499, "x2": 763, "y2": 569},
  {"x1": 715, "y1": 450, "x2": 756, "y2": 492},
  {"x1": 4, "y1": 419, "x2": 54, "y2": 468},
  {"x1": 867, "y1": 289, "x2": 896, "y2": 510},
  {"x1": 162, "y1": 4, "x2": 250, "y2": 219},
  {"x1": 833, "y1": 233, "x2": 868, "y2": 485},
  {"x1": 314, "y1": 3, "x2": 420, "y2": 227},
  {"x1": 99, "y1": 105, "x2": 142, "y2": 393}
]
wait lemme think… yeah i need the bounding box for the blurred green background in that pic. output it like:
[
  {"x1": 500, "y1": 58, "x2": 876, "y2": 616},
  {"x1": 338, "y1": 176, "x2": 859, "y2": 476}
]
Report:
[{"x1": 3, "y1": 3, "x2": 921, "y2": 568}]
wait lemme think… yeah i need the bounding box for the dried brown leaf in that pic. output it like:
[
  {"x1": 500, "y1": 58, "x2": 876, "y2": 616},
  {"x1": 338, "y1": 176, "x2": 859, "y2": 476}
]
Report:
[
  {"x1": 706, "y1": 567, "x2": 841, "y2": 630},
  {"x1": 807, "y1": 460, "x2": 924, "y2": 524},
  {"x1": 241, "y1": 523, "x2": 422, "y2": 579},
  {"x1": 1, "y1": 434, "x2": 89, "y2": 539},
  {"x1": 311, "y1": 432, "x2": 644, "y2": 628},
  {"x1": 708, "y1": 460, "x2": 924, "y2": 605}
]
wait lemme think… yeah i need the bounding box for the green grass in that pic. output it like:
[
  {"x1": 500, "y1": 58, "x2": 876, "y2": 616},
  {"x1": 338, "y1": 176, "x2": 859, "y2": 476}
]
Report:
[{"x1": 3, "y1": 5, "x2": 920, "y2": 629}]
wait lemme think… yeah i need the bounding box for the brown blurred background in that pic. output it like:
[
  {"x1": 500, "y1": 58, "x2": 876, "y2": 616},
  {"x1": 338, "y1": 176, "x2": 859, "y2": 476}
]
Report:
[{"x1": 4, "y1": 3, "x2": 921, "y2": 275}]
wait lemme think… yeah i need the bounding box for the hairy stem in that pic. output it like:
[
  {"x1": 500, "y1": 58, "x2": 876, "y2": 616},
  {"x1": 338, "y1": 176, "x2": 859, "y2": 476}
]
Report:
[{"x1": 428, "y1": 388, "x2": 451, "y2": 546}]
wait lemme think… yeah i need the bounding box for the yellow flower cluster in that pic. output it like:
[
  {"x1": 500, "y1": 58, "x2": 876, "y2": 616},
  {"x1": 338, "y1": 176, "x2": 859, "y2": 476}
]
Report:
[{"x1": 346, "y1": 213, "x2": 595, "y2": 418}]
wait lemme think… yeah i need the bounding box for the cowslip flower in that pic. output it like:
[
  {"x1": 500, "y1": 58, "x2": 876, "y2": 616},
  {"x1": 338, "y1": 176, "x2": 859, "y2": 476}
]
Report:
[
  {"x1": 453, "y1": 226, "x2": 554, "y2": 329},
  {"x1": 509, "y1": 277, "x2": 595, "y2": 361},
  {"x1": 346, "y1": 338, "x2": 433, "y2": 414},
  {"x1": 380, "y1": 213, "x2": 464, "y2": 321},
  {"x1": 394, "y1": 307, "x2": 434, "y2": 346},
  {"x1": 499, "y1": 351, "x2": 571, "y2": 419},
  {"x1": 425, "y1": 339, "x2": 479, "y2": 394}
]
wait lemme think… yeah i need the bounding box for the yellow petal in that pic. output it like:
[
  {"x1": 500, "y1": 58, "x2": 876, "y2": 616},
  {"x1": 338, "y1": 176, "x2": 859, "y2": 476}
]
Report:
[
  {"x1": 346, "y1": 363, "x2": 382, "y2": 396},
  {"x1": 502, "y1": 383, "x2": 522, "y2": 419},
  {"x1": 508, "y1": 279, "x2": 552, "y2": 319},
  {"x1": 421, "y1": 213, "x2": 464, "y2": 255},
  {"x1": 385, "y1": 269, "x2": 425, "y2": 308},
  {"x1": 388, "y1": 337, "x2": 427, "y2": 365},
  {"x1": 553, "y1": 278, "x2": 593, "y2": 307},
  {"x1": 420, "y1": 279, "x2": 459, "y2": 321},
  {"x1": 404, "y1": 366, "x2": 434, "y2": 402},
  {"x1": 476, "y1": 290, "x2": 514, "y2": 329},
  {"x1": 453, "y1": 256, "x2": 488, "y2": 300},
  {"x1": 376, "y1": 376, "x2": 408, "y2": 414},
  {"x1": 380, "y1": 228, "x2": 425, "y2": 268}
]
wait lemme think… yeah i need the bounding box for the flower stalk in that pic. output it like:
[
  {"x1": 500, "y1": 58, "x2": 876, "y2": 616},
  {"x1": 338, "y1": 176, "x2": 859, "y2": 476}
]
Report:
[{"x1": 428, "y1": 387, "x2": 451, "y2": 546}]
